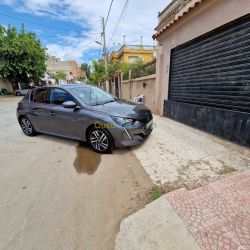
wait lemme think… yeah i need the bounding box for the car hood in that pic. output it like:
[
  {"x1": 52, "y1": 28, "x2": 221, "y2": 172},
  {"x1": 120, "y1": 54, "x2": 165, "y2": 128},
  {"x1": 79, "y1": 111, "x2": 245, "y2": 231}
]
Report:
[{"x1": 91, "y1": 100, "x2": 151, "y2": 120}]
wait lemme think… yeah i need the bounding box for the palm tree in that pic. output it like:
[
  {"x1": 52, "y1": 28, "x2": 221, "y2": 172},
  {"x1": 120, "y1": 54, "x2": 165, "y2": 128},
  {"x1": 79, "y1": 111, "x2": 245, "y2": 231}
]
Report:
[{"x1": 89, "y1": 60, "x2": 107, "y2": 87}]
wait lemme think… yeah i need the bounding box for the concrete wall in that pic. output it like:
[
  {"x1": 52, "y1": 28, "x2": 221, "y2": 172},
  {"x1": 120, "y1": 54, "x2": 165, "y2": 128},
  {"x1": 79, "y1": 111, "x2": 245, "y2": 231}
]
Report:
[
  {"x1": 121, "y1": 74, "x2": 157, "y2": 113},
  {"x1": 111, "y1": 83, "x2": 115, "y2": 96},
  {"x1": 155, "y1": 0, "x2": 250, "y2": 115},
  {"x1": 0, "y1": 80, "x2": 13, "y2": 94}
]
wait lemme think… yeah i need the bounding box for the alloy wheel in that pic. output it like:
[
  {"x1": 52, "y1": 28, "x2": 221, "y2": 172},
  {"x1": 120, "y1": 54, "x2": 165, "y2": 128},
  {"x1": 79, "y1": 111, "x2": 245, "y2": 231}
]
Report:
[
  {"x1": 21, "y1": 118, "x2": 33, "y2": 135},
  {"x1": 90, "y1": 130, "x2": 109, "y2": 152}
]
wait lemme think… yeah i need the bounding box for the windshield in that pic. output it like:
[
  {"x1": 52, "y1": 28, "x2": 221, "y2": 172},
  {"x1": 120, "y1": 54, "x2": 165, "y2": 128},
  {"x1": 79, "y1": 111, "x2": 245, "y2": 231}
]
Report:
[{"x1": 70, "y1": 85, "x2": 117, "y2": 106}]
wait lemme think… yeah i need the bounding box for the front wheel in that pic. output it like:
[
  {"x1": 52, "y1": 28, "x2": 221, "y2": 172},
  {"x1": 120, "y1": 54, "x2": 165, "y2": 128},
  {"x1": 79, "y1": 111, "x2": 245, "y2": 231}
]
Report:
[
  {"x1": 19, "y1": 117, "x2": 37, "y2": 136},
  {"x1": 16, "y1": 91, "x2": 21, "y2": 96},
  {"x1": 88, "y1": 128, "x2": 113, "y2": 153}
]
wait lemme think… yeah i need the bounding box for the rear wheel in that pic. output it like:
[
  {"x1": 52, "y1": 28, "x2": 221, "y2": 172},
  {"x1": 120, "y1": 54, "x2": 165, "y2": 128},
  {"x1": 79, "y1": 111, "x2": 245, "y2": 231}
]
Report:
[
  {"x1": 88, "y1": 127, "x2": 113, "y2": 153},
  {"x1": 19, "y1": 117, "x2": 37, "y2": 136},
  {"x1": 16, "y1": 91, "x2": 21, "y2": 96}
]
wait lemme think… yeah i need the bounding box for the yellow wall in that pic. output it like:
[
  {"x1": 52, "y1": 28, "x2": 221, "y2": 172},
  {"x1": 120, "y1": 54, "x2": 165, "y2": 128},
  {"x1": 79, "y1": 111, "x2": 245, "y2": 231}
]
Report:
[
  {"x1": 109, "y1": 48, "x2": 155, "y2": 64},
  {"x1": 121, "y1": 51, "x2": 155, "y2": 64}
]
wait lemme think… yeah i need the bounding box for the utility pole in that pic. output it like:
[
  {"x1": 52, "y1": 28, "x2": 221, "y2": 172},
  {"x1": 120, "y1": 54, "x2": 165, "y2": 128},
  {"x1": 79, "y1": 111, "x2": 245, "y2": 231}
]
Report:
[
  {"x1": 140, "y1": 36, "x2": 143, "y2": 47},
  {"x1": 102, "y1": 17, "x2": 109, "y2": 91},
  {"x1": 123, "y1": 35, "x2": 126, "y2": 45}
]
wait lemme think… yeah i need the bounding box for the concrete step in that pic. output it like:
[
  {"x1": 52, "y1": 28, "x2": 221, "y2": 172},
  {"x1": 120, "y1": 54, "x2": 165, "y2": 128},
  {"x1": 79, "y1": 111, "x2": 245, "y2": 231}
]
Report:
[{"x1": 115, "y1": 195, "x2": 201, "y2": 250}]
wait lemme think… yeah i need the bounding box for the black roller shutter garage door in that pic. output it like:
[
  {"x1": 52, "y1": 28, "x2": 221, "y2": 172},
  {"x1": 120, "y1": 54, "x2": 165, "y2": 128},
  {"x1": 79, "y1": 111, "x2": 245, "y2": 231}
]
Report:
[{"x1": 164, "y1": 14, "x2": 250, "y2": 147}]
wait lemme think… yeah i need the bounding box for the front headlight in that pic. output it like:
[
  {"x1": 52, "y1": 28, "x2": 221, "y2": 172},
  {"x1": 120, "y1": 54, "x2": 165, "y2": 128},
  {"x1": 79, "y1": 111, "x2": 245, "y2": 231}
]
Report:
[{"x1": 112, "y1": 117, "x2": 134, "y2": 126}]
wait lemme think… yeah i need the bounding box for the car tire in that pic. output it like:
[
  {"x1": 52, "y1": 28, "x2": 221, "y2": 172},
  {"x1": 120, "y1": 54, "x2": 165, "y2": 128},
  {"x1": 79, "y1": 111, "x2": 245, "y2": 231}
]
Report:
[
  {"x1": 16, "y1": 92, "x2": 21, "y2": 96},
  {"x1": 19, "y1": 117, "x2": 37, "y2": 136},
  {"x1": 87, "y1": 127, "x2": 113, "y2": 153}
]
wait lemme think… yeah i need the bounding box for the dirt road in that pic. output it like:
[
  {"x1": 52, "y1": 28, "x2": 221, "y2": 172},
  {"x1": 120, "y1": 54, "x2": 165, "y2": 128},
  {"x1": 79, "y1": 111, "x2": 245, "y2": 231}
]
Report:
[{"x1": 0, "y1": 97, "x2": 153, "y2": 250}]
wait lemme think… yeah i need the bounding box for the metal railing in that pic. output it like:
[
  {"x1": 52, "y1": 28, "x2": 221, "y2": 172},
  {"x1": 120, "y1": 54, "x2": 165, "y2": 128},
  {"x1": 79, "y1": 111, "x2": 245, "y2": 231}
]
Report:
[{"x1": 118, "y1": 45, "x2": 156, "y2": 55}]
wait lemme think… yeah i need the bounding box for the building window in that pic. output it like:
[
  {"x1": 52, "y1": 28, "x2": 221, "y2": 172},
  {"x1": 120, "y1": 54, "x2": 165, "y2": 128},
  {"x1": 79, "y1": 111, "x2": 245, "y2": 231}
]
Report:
[{"x1": 129, "y1": 56, "x2": 139, "y2": 63}]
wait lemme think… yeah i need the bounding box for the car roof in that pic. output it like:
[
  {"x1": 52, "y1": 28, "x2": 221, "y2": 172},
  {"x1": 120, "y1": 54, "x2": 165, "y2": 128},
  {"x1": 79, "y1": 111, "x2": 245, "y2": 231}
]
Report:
[{"x1": 36, "y1": 83, "x2": 90, "y2": 90}]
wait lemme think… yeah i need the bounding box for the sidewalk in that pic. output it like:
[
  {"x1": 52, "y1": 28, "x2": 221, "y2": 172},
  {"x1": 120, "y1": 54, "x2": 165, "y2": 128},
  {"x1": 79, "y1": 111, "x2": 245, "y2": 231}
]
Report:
[
  {"x1": 115, "y1": 195, "x2": 200, "y2": 250},
  {"x1": 115, "y1": 170, "x2": 250, "y2": 250},
  {"x1": 133, "y1": 115, "x2": 250, "y2": 191}
]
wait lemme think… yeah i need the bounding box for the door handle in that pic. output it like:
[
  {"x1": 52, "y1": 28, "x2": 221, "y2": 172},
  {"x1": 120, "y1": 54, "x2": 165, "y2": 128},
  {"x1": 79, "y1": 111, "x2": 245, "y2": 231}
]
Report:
[{"x1": 51, "y1": 111, "x2": 56, "y2": 116}]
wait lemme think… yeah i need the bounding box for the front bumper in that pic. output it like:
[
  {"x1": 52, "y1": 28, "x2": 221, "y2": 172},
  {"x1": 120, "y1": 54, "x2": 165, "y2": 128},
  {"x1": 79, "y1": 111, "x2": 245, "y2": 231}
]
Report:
[{"x1": 111, "y1": 119, "x2": 153, "y2": 148}]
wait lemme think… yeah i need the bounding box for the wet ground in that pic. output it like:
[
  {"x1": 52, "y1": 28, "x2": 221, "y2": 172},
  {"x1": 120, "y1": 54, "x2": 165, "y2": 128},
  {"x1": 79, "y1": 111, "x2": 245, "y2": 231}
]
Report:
[
  {"x1": 74, "y1": 142, "x2": 101, "y2": 175},
  {"x1": 0, "y1": 97, "x2": 153, "y2": 250}
]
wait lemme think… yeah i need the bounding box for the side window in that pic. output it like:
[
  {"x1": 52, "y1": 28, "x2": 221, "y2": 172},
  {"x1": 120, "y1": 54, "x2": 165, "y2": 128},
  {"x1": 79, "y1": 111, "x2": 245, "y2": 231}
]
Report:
[
  {"x1": 33, "y1": 89, "x2": 49, "y2": 103},
  {"x1": 50, "y1": 88, "x2": 74, "y2": 105}
]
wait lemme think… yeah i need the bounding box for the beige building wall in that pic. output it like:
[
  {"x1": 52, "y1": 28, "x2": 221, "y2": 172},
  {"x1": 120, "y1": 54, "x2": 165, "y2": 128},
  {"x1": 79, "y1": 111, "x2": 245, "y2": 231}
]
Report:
[
  {"x1": 0, "y1": 80, "x2": 13, "y2": 93},
  {"x1": 111, "y1": 83, "x2": 115, "y2": 96},
  {"x1": 46, "y1": 57, "x2": 72, "y2": 73},
  {"x1": 155, "y1": 0, "x2": 250, "y2": 115},
  {"x1": 46, "y1": 56, "x2": 73, "y2": 81},
  {"x1": 121, "y1": 74, "x2": 156, "y2": 113}
]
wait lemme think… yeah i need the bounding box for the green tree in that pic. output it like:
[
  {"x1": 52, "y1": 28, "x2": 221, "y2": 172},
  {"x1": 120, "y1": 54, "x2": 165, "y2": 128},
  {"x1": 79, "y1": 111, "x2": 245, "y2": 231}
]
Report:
[
  {"x1": 87, "y1": 59, "x2": 147, "y2": 85},
  {"x1": 0, "y1": 24, "x2": 47, "y2": 89},
  {"x1": 80, "y1": 63, "x2": 91, "y2": 78},
  {"x1": 107, "y1": 61, "x2": 122, "y2": 77},
  {"x1": 88, "y1": 60, "x2": 107, "y2": 87}
]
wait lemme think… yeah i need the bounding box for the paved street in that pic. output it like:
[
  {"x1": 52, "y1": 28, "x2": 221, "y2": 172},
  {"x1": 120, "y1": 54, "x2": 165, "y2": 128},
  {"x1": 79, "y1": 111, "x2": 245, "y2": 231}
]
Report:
[
  {"x1": 1, "y1": 96, "x2": 250, "y2": 250},
  {"x1": 0, "y1": 97, "x2": 153, "y2": 250}
]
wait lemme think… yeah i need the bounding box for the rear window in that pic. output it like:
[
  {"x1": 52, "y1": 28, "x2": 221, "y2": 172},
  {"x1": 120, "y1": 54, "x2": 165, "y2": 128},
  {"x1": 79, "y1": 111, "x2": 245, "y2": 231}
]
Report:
[{"x1": 33, "y1": 88, "x2": 50, "y2": 103}]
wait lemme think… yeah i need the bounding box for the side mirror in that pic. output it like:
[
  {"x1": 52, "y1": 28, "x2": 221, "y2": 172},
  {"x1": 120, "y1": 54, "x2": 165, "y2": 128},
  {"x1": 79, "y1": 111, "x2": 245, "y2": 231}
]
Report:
[{"x1": 62, "y1": 101, "x2": 77, "y2": 109}]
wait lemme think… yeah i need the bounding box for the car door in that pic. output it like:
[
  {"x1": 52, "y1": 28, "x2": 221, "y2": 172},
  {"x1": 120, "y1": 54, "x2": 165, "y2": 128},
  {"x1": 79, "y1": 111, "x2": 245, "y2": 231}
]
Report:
[
  {"x1": 26, "y1": 88, "x2": 51, "y2": 132},
  {"x1": 47, "y1": 88, "x2": 84, "y2": 139}
]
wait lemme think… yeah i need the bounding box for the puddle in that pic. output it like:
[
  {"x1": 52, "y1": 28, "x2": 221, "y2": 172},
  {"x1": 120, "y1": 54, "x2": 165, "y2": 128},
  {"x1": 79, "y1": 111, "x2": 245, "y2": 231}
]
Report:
[{"x1": 74, "y1": 142, "x2": 101, "y2": 175}]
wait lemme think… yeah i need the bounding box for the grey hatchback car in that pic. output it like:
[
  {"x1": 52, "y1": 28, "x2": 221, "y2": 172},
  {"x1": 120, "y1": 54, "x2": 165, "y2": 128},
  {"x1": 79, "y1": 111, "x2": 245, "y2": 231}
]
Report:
[{"x1": 17, "y1": 84, "x2": 153, "y2": 153}]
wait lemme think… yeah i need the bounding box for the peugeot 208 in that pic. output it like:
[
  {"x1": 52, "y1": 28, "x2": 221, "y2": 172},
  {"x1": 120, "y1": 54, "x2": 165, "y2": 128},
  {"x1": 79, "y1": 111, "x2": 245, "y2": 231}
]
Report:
[{"x1": 17, "y1": 84, "x2": 153, "y2": 153}]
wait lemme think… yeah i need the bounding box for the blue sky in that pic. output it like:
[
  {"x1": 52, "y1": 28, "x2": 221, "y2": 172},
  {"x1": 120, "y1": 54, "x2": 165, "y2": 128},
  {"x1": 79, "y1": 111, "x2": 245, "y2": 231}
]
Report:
[{"x1": 0, "y1": 0, "x2": 169, "y2": 64}]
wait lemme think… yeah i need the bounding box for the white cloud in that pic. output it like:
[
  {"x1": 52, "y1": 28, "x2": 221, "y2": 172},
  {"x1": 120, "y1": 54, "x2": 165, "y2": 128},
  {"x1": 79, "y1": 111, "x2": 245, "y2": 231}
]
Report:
[{"x1": 3, "y1": 0, "x2": 170, "y2": 62}]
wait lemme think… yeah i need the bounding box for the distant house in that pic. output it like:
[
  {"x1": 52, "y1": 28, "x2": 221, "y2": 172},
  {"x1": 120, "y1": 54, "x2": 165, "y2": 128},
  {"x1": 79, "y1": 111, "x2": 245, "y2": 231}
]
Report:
[
  {"x1": 67, "y1": 60, "x2": 86, "y2": 80},
  {"x1": 153, "y1": 0, "x2": 250, "y2": 146},
  {"x1": 41, "y1": 72, "x2": 56, "y2": 85},
  {"x1": 46, "y1": 56, "x2": 86, "y2": 82},
  {"x1": 108, "y1": 45, "x2": 156, "y2": 64}
]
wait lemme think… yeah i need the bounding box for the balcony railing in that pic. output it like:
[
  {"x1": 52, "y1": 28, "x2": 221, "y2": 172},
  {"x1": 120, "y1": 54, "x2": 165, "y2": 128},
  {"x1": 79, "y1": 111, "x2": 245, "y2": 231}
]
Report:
[{"x1": 118, "y1": 45, "x2": 156, "y2": 55}]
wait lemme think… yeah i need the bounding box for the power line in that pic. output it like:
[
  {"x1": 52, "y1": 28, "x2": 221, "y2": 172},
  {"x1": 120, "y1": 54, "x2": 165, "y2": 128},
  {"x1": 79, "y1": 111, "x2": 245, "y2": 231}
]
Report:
[
  {"x1": 108, "y1": 0, "x2": 129, "y2": 49},
  {"x1": 0, "y1": 12, "x2": 77, "y2": 32},
  {"x1": 105, "y1": 0, "x2": 114, "y2": 28},
  {"x1": 39, "y1": 32, "x2": 100, "y2": 38}
]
